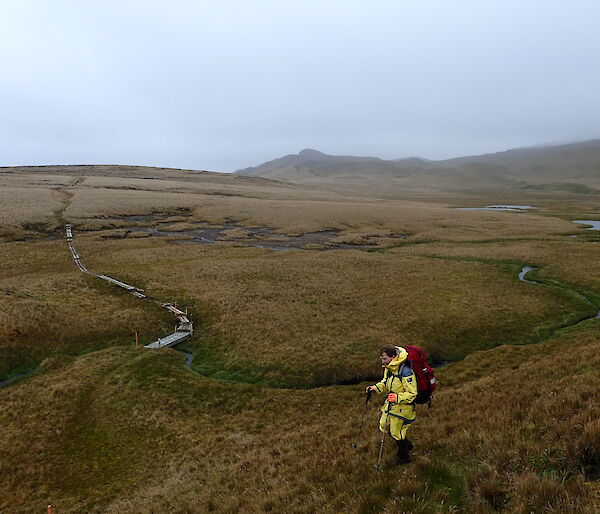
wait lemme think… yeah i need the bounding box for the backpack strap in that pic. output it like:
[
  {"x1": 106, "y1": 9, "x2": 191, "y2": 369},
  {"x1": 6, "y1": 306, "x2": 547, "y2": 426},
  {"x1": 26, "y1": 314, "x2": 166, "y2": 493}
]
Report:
[
  {"x1": 397, "y1": 360, "x2": 413, "y2": 377},
  {"x1": 396, "y1": 361, "x2": 416, "y2": 405},
  {"x1": 397, "y1": 361, "x2": 405, "y2": 379},
  {"x1": 392, "y1": 360, "x2": 412, "y2": 379}
]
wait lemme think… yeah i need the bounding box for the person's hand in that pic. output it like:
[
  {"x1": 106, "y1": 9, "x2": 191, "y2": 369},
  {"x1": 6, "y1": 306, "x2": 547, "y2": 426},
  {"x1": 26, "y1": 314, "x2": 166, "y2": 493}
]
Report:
[
  {"x1": 365, "y1": 386, "x2": 376, "y2": 393},
  {"x1": 387, "y1": 393, "x2": 397, "y2": 403}
]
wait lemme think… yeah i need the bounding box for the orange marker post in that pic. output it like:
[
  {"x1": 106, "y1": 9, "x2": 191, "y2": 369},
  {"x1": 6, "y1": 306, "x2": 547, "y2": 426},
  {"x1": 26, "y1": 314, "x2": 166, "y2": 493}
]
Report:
[
  {"x1": 48, "y1": 505, "x2": 53, "y2": 514},
  {"x1": 135, "y1": 332, "x2": 139, "y2": 347}
]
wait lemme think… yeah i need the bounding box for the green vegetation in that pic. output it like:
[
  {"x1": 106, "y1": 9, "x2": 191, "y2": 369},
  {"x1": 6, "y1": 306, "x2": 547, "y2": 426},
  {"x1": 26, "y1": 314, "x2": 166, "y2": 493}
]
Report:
[
  {"x1": 2, "y1": 327, "x2": 598, "y2": 512},
  {"x1": 0, "y1": 240, "x2": 174, "y2": 381},
  {"x1": 1, "y1": 164, "x2": 599, "y2": 512}
]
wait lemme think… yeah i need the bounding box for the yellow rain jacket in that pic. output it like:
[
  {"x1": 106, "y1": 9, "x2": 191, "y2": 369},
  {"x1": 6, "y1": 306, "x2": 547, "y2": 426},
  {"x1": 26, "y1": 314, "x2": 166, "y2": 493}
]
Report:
[{"x1": 373, "y1": 346, "x2": 418, "y2": 424}]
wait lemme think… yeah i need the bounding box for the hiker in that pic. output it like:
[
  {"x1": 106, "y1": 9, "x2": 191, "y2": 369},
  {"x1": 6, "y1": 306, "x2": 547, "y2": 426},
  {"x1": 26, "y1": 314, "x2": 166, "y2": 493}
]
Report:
[{"x1": 366, "y1": 345, "x2": 418, "y2": 465}]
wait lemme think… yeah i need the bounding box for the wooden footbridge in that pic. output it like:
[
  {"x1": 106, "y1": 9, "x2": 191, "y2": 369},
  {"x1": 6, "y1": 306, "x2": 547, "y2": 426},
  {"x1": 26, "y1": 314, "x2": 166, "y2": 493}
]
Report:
[{"x1": 65, "y1": 224, "x2": 193, "y2": 348}]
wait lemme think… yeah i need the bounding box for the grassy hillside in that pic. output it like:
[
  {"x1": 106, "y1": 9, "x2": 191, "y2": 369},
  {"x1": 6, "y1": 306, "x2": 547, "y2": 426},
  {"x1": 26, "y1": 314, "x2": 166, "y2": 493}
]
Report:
[{"x1": 1, "y1": 325, "x2": 598, "y2": 512}]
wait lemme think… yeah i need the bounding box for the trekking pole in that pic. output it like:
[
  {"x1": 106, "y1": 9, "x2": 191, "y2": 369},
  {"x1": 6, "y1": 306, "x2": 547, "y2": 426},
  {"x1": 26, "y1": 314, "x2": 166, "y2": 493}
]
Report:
[
  {"x1": 351, "y1": 388, "x2": 373, "y2": 448},
  {"x1": 374, "y1": 401, "x2": 392, "y2": 470}
]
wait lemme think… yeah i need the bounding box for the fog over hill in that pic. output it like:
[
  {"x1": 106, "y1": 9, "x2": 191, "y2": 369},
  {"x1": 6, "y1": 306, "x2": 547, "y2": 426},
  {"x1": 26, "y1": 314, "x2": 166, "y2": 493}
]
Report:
[{"x1": 236, "y1": 139, "x2": 600, "y2": 194}]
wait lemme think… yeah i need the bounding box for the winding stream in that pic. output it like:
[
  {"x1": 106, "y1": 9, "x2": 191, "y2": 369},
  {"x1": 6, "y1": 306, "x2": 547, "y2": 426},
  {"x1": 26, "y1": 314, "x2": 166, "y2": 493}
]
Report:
[
  {"x1": 3, "y1": 250, "x2": 599, "y2": 390},
  {"x1": 175, "y1": 349, "x2": 194, "y2": 367},
  {"x1": 518, "y1": 266, "x2": 538, "y2": 284},
  {"x1": 518, "y1": 266, "x2": 600, "y2": 321},
  {"x1": 175, "y1": 266, "x2": 600, "y2": 383},
  {"x1": 0, "y1": 368, "x2": 37, "y2": 389}
]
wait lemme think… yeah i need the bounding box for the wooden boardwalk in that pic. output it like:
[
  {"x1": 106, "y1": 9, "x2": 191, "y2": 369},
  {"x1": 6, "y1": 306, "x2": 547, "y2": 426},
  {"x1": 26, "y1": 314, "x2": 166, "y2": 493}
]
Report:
[
  {"x1": 144, "y1": 330, "x2": 192, "y2": 349},
  {"x1": 64, "y1": 224, "x2": 193, "y2": 348}
]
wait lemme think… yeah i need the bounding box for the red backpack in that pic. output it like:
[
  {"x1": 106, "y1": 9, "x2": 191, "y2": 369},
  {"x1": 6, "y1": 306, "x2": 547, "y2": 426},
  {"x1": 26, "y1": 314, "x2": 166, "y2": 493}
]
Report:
[{"x1": 397, "y1": 345, "x2": 437, "y2": 406}]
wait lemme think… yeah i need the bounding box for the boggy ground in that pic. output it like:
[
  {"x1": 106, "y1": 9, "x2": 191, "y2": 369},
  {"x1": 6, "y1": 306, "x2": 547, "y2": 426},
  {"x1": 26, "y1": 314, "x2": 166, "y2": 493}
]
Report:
[
  {"x1": 4, "y1": 229, "x2": 588, "y2": 387},
  {"x1": 1, "y1": 166, "x2": 600, "y2": 511},
  {"x1": 0, "y1": 239, "x2": 174, "y2": 381},
  {"x1": 68, "y1": 235, "x2": 594, "y2": 388}
]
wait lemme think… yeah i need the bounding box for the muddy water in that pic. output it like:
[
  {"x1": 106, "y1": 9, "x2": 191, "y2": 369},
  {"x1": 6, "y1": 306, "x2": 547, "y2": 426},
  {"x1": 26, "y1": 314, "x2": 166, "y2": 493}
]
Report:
[{"x1": 109, "y1": 214, "x2": 405, "y2": 251}]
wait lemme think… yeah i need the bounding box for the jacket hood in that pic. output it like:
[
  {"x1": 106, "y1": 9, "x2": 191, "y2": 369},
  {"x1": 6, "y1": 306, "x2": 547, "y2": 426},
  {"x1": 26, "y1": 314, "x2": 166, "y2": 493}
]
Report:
[{"x1": 383, "y1": 346, "x2": 408, "y2": 371}]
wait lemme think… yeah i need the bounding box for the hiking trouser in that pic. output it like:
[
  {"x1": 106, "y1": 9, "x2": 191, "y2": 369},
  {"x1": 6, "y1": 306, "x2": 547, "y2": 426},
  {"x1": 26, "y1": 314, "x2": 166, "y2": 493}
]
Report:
[{"x1": 379, "y1": 411, "x2": 412, "y2": 441}]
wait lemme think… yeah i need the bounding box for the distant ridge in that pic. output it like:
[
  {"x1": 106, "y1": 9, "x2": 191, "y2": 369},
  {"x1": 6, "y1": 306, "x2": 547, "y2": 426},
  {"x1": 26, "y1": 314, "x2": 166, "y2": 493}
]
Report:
[
  {"x1": 236, "y1": 148, "x2": 429, "y2": 181},
  {"x1": 236, "y1": 148, "x2": 383, "y2": 178},
  {"x1": 445, "y1": 139, "x2": 600, "y2": 178},
  {"x1": 235, "y1": 140, "x2": 600, "y2": 192}
]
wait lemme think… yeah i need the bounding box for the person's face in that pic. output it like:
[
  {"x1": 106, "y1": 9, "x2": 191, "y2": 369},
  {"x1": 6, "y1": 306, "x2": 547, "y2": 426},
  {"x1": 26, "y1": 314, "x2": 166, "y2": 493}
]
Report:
[{"x1": 380, "y1": 353, "x2": 394, "y2": 366}]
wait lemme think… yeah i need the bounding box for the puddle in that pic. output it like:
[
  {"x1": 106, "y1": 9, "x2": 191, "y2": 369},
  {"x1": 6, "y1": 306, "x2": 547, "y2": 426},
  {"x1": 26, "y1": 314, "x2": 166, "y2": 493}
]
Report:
[
  {"x1": 459, "y1": 205, "x2": 537, "y2": 212},
  {"x1": 573, "y1": 220, "x2": 600, "y2": 231},
  {"x1": 102, "y1": 214, "x2": 405, "y2": 251}
]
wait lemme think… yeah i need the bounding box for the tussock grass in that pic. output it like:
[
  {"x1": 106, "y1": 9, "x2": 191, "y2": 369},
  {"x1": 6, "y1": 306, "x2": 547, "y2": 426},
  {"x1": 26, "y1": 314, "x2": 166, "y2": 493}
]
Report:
[
  {"x1": 70, "y1": 234, "x2": 587, "y2": 387},
  {"x1": 65, "y1": 187, "x2": 205, "y2": 219},
  {"x1": 395, "y1": 238, "x2": 600, "y2": 294},
  {"x1": 6, "y1": 168, "x2": 577, "y2": 244},
  {"x1": 1, "y1": 326, "x2": 598, "y2": 512},
  {"x1": 4, "y1": 222, "x2": 583, "y2": 388},
  {"x1": 2, "y1": 165, "x2": 600, "y2": 511},
  {"x1": 184, "y1": 194, "x2": 575, "y2": 241},
  {"x1": 0, "y1": 186, "x2": 63, "y2": 238},
  {"x1": 0, "y1": 240, "x2": 173, "y2": 380}
]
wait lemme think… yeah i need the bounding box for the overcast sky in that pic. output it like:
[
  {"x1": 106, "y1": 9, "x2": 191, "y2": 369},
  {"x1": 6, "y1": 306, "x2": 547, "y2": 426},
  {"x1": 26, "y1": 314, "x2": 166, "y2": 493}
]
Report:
[{"x1": 1, "y1": 1, "x2": 599, "y2": 172}]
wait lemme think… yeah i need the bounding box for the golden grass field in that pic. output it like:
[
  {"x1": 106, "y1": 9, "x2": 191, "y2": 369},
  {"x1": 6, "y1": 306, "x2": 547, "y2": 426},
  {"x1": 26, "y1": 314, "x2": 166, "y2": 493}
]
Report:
[{"x1": 1, "y1": 165, "x2": 599, "y2": 512}]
